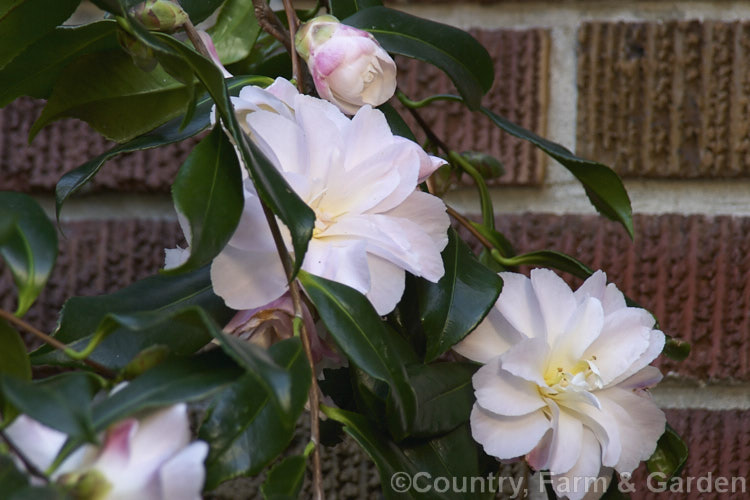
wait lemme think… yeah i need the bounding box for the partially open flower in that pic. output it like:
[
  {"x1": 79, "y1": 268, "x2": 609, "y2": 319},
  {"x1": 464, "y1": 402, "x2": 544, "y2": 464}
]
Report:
[
  {"x1": 5, "y1": 404, "x2": 208, "y2": 500},
  {"x1": 455, "y1": 269, "x2": 666, "y2": 500},
  {"x1": 169, "y1": 78, "x2": 449, "y2": 315},
  {"x1": 295, "y1": 15, "x2": 397, "y2": 115}
]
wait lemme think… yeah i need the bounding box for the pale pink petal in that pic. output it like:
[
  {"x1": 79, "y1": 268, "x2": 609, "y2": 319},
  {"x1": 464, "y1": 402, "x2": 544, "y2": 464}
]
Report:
[
  {"x1": 473, "y1": 357, "x2": 546, "y2": 416},
  {"x1": 453, "y1": 306, "x2": 523, "y2": 363},
  {"x1": 550, "y1": 298, "x2": 604, "y2": 368},
  {"x1": 4, "y1": 415, "x2": 68, "y2": 472},
  {"x1": 530, "y1": 268, "x2": 578, "y2": 345},
  {"x1": 470, "y1": 405, "x2": 550, "y2": 459},
  {"x1": 496, "y1": 272, "x2": 546, "y2": 341},
  {"x1": 129, "y1": 405, "x2": 192, "y2": 468},
  {"x1": 609, "y1": 329, "x2": 665, "y2": 387},
  {"x1": 302, "y1": 238, "x2": 370, "y2": 296},
  {"x1": 245, "y1": 108, "x2": 306, "y2": 176},
  {"x1": 364, "y1": 254, "x2": 405, "y2": 315},
  {"x1": 265, "y1": 77, "x2": 299, "y2": 110},
  {"x1": 343, "y1": 104, "x2": 400, "y2": 170},
  {"x1": 379, "y1": 191, "x2": 449, "y2": 249},
  {"x1": 158, "y1": 441, "x2": 208, "y2": 500},
  {"x1": 499, "y1": 337, "x2": 550, "y2": 387},
  {"x1": 556, "y1": 392, "x2": 622, "y2": 468},
  {"x1": 545, "y1": 401, "x2": 584, "y2": 475},
  {"x1": 551, "y1": 429, "x2": 606, "y2": 500},
  {"x1": 596, "y1": 387, "x2": 666, "y2": 473},
  {"x1": 573, "y1": 270, "x2": 607, "y2": 304},
  {"x1": 616, "y1": 365, "x2": 663, "y2": 391},
  {"x1": 211, "y1": 244, "x2": 288, "y2": 310}
]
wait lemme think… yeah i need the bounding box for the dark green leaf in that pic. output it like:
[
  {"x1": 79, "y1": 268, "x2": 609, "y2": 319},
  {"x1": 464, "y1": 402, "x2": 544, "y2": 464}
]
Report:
[
  {"x1": 29, "y1": 49, "x2": 192, "y2": 143},
  {"x1": 663, "y1": 337, "x2": 691, "y2": 361},
  {"x1": 299, "y1": 271, "x2": 417, "y2": 440},
  {"x1": 0, "y1": 319, "x2": 30, "y2": 423},
  {"x1": 149, "y1": 32, "x2": 314, "y2": 278},
  {"x1": 379, "y1": 102, "x2": 416, "y2": 141},
  {"x1": 329, "y1": 0, "x2": 382, "y2": 21},
  {"x1": 92, "y1": 350, "x2": 241, "y2": 430},
  {"x1": 345, "y1": 7, "x2": 494, "y2": 109},
  {"x1": 407, "y1": 363, "x2": 477, "y2": 437},
  {"x1": 10, "y1": 485, "x2": 72, "y2": 500},
  {"x1": 600, "y1": 477, "x2": 630, "y2": 499},
  {"x1": 200, "y1": 339, "x2": 310, "y2": 489},
  {"x1": 503, "y1": 250, "x2": 594, "y2": 281},
  {"x1": 30, "y1": 267, "x2": 233, "y2": 369},
  {"x1": 478, "y1": 106, "x2": 633, "y2": 238},
  {"x1": 226, "y1": 31, "x2": 291, "y2": 78},
  {"x1": 179, "y1": 0, "x2": 225, "y2": 24},
  {"x1": 419, "y1": 229, "x2": 502, "y2": 362},
  {"x1": 54, "y1": 75, "x2": 266, "y2": 218},
  {"x1": 0, "y1": 21, "x2": 118, "y2": 107},
  {"x1": 261, "y1": 455, "x2": 306, "y2": 500},
  {"x1": 209, "y1": 329, "x2": 294, "y2": 417},
  {"x1": 323, "y1": 407, "x2": 493, "y2": 500},
  {"x1": 0, "y1": 0, "x2": 81, "y2": 70},
  {"x1": 0, "y1": 455, "x2": 29, "y2": 496},
  {"x1": 0, "y1": 192, "x2": 58, "y2": 316},
  {"x1": 208, "y1": 0, "x2": 261, "y2": 64},
  {"x1": 0, "y1": 372, "x2": 100, "y2": 442},
  {"x1": 647, "y1": 424, "x2": 688, "y2": 480},
  {"x1": 166, "y1": 126, "x2": 243, "y2": 274}
]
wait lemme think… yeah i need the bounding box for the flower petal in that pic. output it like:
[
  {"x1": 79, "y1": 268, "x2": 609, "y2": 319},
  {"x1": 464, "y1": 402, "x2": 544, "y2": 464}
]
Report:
[
  {"x1": 453, "y1": 306, "x2": 523, "y2": 363},
  {"x1": 556, "y1": 392, "x2": 622, "y2": 468},
  {"x1": 550, "y1": 298, "x2": 604, "y2": 369},
  {"x1": 158, "y1": 441, "x2": 209, "y2": 500},
  {"x1": 551, "y1": 429, "x2": 607, "y2": 500},
  {"x1": 609, "y1": 329, "x2": 665, "y2": 387},
  {"x1": 364, "y1": 254, "x2": 405, "y2": 315},
  {"x1": 303, "y1": 238, "x2": 370, "y2": 296},
  {"x1": 379, "y1": 190, "x2": 449, "y2": 249},
  {"x1": 4, "y1": 416, "x2": 68, "y2": 472},
  {"x1": 211, "y1": 243, "x2": 288, "y2": 310},
  {"x1": 496, "y1": 272, "x2": 546, "y2": 341},
  {"x1": 546, "y1": 401, "x2": 584, "y2": 475},
  {"x1": 530, "y1": 268, "x2": 578, "y2": 345},
  {"x1": 499, "y1": 337, "x2": 550, "y2": 387},
  {"x1": 596, "y1": 387, "x2": 666, "y2": 473},
  {"x1": 470, "y1": 405, "x2": 550, "y2": 459},
  {"x1": 473, "y1": 357, "x2": 546, "y2": 416}
]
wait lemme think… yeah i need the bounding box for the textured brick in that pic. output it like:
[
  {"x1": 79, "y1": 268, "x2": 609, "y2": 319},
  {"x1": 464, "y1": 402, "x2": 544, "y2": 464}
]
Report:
[
  {"x1": 456, "y1": 213, "x2": 750, "y2": 381},
  {"x1": 0, "y1": 97, "x2": 199, "y2": 193},
  {"x1": 577, "y1": 20, "x2": 750, "y2": 178},
  {"x1": 630, "y1": 409, "x2": 750, "y2": 499},
  {"x1": 0, "y1": 219, "x2": 183, "y2": 336},
  {"x1": 395, "y1": 28, "x2": 550, "y2": 186}
]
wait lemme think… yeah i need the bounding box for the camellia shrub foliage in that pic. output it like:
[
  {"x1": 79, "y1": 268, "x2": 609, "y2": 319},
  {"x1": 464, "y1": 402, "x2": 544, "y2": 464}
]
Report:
[{"x1": 0, "y1": 0, "x2": 691, "y2": 499}]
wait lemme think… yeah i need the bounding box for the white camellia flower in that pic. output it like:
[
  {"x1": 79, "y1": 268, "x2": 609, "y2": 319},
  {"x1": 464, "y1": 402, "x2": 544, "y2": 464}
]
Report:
[
  {"x1": 168, "y1": 78, "x2": 449, "y2": 316},
  {"x1": 5, "y1": 404, "x2": 208, "y2": 500},
  {"x1": 455, "y1": 269, "x2": 666, "y2": 500},
  {"x1": 295, "y1": 15, "x2": 397, "y2": 115}
]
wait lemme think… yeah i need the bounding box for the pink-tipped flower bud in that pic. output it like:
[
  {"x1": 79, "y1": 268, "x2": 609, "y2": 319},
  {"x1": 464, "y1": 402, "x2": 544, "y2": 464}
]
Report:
[
  {"x1": 130, "y1": 0, "x2": 189, "y2": 33},
  {"x1": 295, "y1": 15, "x2": 397, "y2": 115}
]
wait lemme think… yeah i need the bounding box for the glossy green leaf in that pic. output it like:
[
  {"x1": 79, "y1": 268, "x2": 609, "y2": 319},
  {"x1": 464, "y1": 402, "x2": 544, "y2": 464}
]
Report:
[
  {"x1": 54, "y1": 75, "x2": 267, "y2": 218},
  {"x1": 148, "y1": 32, "x2": 314, "y2": 278},
  {"x1": 0, "y1": 0, "x2": 81, "y2": 70},
  {"x1": 10, "y1": 486, "x2": 72, "y2": 500},
  {"x1": 407, "y1": 363, "x2": 477, "y2": 437},
  {"x1": 208, "y1": 0, "x2": 261, "y2": 64},
  {"x1": 647, "y1": 425, "x2": 688, "y2": 480},
  {"x1": 501, "y1": 250, "x2": 594, "y2": 281},
  {"x1": 0, "y1": 455, "x2": 29, "y2": 496},
  {"x1": 30, "y1": 266, "x2": 233, "y2": 369},
  {"x1": 299, "y1": 271, "x2": 417, "y2": 440},
  {"x1": 478, "y1": 106, "x2": 633, "y2": 238},
  {"x1": 419, "y1": 229, "x2": 502, "y2": 362},
  {"x1": 0, "y1": 319, "x2": 30, "y2": 423},
  {"x1": 226, "y1": 31, "x2": 291, "y2": 78},
  {"x1": 345, "y1": 7, "x2": 494, "y2": 109},
  {"x1": 92, "y1": 350, "x2": 241, "y2": 430},
  {"x1": 261, "y1": 455, "x2": 306, "y2": 500},
  {"x1": 0, "y1": 372, "x2": 101, "y2": 442},
  {"x1": 200, "y1": 339, "x2": 311, "y2": 489},
  {"x1": 0, "y1": 192, "x2": 58, "y2": 316},
  {"x1": 166, "y1": 126, "x2": 243, "y2": 274},
  {"x1": 329, "y1": 0, "x2": 382, "y2": 20},
  {"x1": 178, "y1": 0, "x2": 225, "y2": 24},
  {"x1": 29, "y1": 49, "x2": 192, "y2": 143},
  {"x1": 379, "y1": 102, "x2": 416, "y2": 141},
  {"x1": 0, "y1": 21, "x2": 118, "y2": 107},
  {"x1": 323, "y1": 407, "x2": 493, "y2": 500}
]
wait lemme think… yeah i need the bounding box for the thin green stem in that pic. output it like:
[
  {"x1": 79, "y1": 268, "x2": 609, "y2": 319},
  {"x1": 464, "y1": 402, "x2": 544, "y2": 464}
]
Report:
[
  {"x1": 448, "y1": 151, "x2": 495, "y2": 231},
  {"x1": 396, "y1": 91, "x2": 461, "y2": 109}
]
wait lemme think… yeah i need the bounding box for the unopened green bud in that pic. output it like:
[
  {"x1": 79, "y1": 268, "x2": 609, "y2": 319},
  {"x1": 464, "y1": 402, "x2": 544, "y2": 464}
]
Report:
[
  {"x1": 460, "y1": 151, "x2": 505, "y2": 179},
  {"x1": 117, "y1": 27, "x2": 158, "y2": 71},
  {"x1": 58, "y1": 469, "x2": 112, "y2": 500},
  {"x1": 130, "y1": 0, "x2": 189, "y2": 33},
  {"x1": 294, "y1": 15, "x2": 340, "y2": 61}
]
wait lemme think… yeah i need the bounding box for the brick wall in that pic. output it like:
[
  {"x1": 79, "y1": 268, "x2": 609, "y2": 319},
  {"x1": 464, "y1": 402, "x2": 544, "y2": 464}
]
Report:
[{"x1": 2, "y1": 1, "x2": 750, "y2": 498}]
